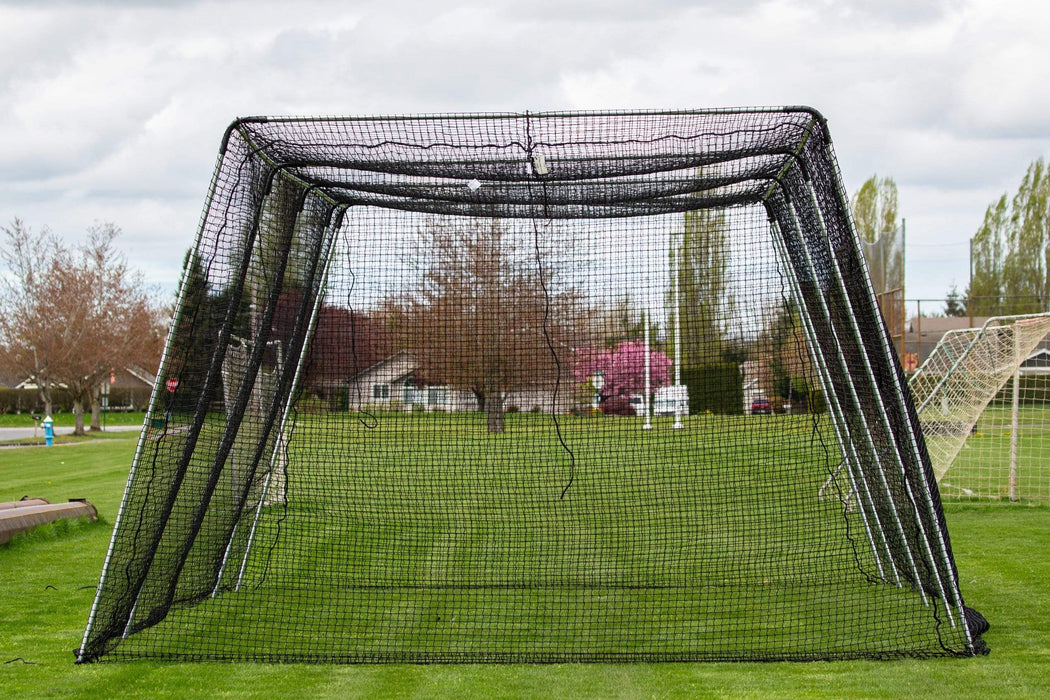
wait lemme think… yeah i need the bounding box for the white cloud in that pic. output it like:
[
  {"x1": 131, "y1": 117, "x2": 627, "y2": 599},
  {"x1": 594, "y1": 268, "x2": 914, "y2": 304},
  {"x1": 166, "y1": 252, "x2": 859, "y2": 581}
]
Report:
[{"x1": 0, "y1": 0, "x2": 1048, "y2": 306}]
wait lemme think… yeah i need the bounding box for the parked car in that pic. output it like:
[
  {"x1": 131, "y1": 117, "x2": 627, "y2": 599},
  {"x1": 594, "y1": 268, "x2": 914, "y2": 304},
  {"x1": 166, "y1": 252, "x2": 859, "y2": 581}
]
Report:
[
  {"x1": 750, "y1": 396, "x2": 773, "y2": 415},
  {"x1": 653, "y1": 385, "x2": 690, "y2": 417}
]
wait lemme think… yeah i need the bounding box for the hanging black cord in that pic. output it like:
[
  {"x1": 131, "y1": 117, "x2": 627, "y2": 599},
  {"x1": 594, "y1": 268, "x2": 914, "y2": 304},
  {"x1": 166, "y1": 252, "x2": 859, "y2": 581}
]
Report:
[{"x1": 525, "y1": 112, "x2": 577, "y2": 499}]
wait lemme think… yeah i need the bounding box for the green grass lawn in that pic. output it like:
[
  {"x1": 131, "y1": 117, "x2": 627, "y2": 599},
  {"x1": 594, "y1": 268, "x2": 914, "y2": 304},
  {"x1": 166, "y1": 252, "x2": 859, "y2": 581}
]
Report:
[
  {"x1": 938, "y1": 404, "x2": 1050, "y2": 503},
  {"x1": 1, "y1": 425, "x2": 1048, "y2": 697},
  {"x1": 87, "y1": 411, "x2": 970, "y2": 662}
]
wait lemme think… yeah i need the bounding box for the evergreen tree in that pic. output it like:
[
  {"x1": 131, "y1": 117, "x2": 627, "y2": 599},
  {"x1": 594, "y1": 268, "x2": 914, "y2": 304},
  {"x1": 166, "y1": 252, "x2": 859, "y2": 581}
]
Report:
[{"x1": 944, "y1": 284, "x2": 967, "y2": 317}]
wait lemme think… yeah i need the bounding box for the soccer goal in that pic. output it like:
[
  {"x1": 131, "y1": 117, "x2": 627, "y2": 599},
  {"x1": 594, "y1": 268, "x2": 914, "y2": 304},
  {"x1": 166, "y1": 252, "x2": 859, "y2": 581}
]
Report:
[
  {"x1": 909, "y1": 313, "x2": 1050, "y2": 502},
  {"x1": 77, "y1": 109, "x2": 986, "y2": 663}
]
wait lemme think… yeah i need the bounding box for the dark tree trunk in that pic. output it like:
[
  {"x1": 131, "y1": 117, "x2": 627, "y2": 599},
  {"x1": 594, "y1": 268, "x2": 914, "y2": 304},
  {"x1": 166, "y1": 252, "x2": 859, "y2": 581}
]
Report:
[
  {"x1": 485, "y1": 392, "x2": 504, "y2": 433},
  {"x1": 90, "y1": 386, "x2": 102, "y2": 431},
  {"x1": 38, "y1": 378, "x2": 53, "y2": 417},
  {"x1": 73, "y1": 398, "x2": 86, "y2": 436}
]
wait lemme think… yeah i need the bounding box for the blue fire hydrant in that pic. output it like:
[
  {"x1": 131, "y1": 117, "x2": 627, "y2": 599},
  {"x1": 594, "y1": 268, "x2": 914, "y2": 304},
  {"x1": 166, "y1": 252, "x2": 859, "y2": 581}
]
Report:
[{"x1": 42, "y1": 415, "x2": 54, "y2": 446}]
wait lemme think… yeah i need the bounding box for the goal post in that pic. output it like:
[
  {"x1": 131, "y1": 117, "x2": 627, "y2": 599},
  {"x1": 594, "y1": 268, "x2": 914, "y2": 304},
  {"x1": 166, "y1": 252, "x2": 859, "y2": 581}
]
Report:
[
  {"x1": 910, "y1": 313, "x2": 1050, "y2": 502},
  {"x1": 78, "y1": 109, "x2": 986, "y2": 663}
]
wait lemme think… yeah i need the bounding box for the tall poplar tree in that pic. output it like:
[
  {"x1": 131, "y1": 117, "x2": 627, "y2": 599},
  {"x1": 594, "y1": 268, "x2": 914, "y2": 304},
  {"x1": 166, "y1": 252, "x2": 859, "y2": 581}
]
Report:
[
  {"x1": 967, "y1": 158, "x2": 1050, "y2": 315},
  {"x1": 852, "y1": 175, "x2": 900, "y2": 244},
  {"x1": 852, "y1": 175, "x2": 902, "y2": 293},
  {"x1": 674, "y1": 208, "x2": 729, "y2": 368}
]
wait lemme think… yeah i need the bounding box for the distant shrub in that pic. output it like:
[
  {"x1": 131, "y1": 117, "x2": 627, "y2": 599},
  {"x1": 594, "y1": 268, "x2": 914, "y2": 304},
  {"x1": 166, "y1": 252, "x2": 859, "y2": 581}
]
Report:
[
  {"x1": 330, "y1": 386, "x2": 350, "y2": 411},
  {"x1": 108, "y1": 387, "x2": 152, "y2": 411},
  {"x1": 991, "y1": 375, "x2": 1050, "y2": 405},
  {"x1": 0, "y1": 388, "x2": 76, "y2": 414},
  {"x1": 296, "y1": 396, "x2": 326, "y2": 414},
  {"x1": 807, "y1": 389, "x2": 828, "y2": 415},
  {"x1": 681, "y1": 363, "x2": 743, "y2": 415}
]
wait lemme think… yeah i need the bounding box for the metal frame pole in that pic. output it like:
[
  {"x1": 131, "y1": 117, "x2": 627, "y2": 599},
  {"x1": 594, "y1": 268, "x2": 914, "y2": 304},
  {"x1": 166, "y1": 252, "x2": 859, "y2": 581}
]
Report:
[
  {"x1": 767, "y1": 213, "x2": 895, "y2": 581},
  {"x1": 811, "y1": 167, "x2": 961, "y2": 628},
  {"x1": 228, "y1": 204, "x2": 347, "y2": 592},
  {"x1": 79, "y1": 136, "x2": 228, "y2": 660}
]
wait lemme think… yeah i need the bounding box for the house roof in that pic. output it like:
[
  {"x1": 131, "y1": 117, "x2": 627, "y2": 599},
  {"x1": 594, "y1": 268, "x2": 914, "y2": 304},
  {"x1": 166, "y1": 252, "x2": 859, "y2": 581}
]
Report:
[
  {"x1": 1021, "y1": 348, "x2": 1050, "y2": 369},
  {"x1": 348, "y1": 350, "x2": 418, "y2": 382},
  {"x1": 904, "y1": 316, "x2": 993, "y2": 364},
  {"x1": 907, "y1": 316, "x2": 992, "y2": 334},
  {"x1": 7, "y1": 364, "x2": 158, "y2": 390},
  {"x1": 124, "y1": 365, "x2": 158, "y2": 387}
]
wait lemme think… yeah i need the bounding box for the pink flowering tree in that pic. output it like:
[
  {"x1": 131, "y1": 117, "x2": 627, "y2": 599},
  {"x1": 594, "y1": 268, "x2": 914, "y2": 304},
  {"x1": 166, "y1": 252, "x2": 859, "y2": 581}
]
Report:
[{"x1": 574, "y1": 340, "x2": 672, "y2": 398}]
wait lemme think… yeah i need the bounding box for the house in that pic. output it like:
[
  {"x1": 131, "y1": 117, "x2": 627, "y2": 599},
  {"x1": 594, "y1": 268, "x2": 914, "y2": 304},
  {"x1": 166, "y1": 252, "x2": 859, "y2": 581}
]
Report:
[
  {"x1": 0, "y1": 371, "x2": 23, "y2": 390},
  {"x1": 344, "y1": 350, "x2": 575, "y2": 414},
  {"x1": 904, "y1": 316, "x2": 992, "y2": 366},
  {"x1": 12, "y1": 365, "x2": 156, "y2": 392},
  {"x1": 345, "y1": 351, "x2": 477, "y2": 412},
  {"x1": 101, "y1": 365, "x2": 156, "y2": 410},
  {"x1": 1019, "y1": 347, "x2": 1050, "y2": 375},
  {"x1": 0, "y1": 365, "x2": 157, "y2": 413},
  {"x1": 903, "y1": 316, "x2": 1050, "y2": 373}
]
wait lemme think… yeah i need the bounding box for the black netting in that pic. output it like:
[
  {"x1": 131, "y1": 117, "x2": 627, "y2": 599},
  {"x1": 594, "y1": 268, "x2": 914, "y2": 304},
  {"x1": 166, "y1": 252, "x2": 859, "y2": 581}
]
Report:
[{"x1": 78, "y1": 109, "x2": 986, "y2": 663}]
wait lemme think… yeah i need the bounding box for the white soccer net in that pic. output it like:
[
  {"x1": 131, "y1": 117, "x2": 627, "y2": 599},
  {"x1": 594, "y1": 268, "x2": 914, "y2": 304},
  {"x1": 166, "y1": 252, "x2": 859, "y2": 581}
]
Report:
[{"x1": 909, "y1": 313, "x2": 1050, "y2": 501}]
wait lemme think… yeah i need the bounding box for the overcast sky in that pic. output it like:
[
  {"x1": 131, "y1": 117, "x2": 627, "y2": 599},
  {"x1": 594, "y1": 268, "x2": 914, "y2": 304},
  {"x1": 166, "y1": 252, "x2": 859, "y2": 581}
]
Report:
[{"x1": 2, "y1": 0, "x2": 1048, "y2": 310}]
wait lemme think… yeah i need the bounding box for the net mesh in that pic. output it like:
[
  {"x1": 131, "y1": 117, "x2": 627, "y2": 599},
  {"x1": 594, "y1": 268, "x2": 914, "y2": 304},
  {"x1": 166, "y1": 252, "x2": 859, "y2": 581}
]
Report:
[
  {"x1": 910, "y1": 315, "x2": 1050, "y2": 502},
  {"x1": 77, "y1": 109, "x2": 985, "y2": 663}
]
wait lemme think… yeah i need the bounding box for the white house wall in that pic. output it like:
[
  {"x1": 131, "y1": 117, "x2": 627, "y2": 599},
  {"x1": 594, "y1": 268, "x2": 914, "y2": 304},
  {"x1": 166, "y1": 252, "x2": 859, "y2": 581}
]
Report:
[{"x1": 346, "y1": 354, "x2": 418, "y2": 411}]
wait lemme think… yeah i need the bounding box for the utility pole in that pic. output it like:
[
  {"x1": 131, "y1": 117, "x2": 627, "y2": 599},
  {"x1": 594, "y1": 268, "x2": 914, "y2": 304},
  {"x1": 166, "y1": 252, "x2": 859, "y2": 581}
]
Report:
[
  {"x1": 968, "y1": 236, "x2": 975, "y2": 329},
  {"x1": 673, "y1": 234, "x2": 684, "y2": 430},
  {"x1": 643, "y1": 307, "x2": 652, "y2": 430}
]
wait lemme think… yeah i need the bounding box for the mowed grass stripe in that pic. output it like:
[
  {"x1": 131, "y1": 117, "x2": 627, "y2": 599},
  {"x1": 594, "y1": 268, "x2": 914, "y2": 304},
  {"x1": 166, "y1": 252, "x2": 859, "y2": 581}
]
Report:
[
  {"x1": 101, "y1": 411, "x2": 961, "y2": 660},
  {"x1": 1, "y1": 430, "x2": 1049, "y2": 695}
]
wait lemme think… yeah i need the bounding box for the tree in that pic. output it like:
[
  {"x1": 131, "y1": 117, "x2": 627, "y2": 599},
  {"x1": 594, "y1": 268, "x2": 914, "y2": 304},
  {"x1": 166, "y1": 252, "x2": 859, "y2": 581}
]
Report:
[
  {"x1": 967, "y1": 194, "x2": 1008, "y2": 315},
  {"x1": 0, "y1": 220, "x2": 164, "y2": 434},
  {"x1": 0, "y1": 219, "x2": 59, "y2": 414},
  {"x1": 967, "y1": 159, "x2": 1050, "y2": 315},
  {"x1": 852, "y1": 175, "x2": 900, "y2": 244},
  {"x1": 755, "y1": 299, "x2": 817, "y2": 409},
  {"x1": 269, "y1": 292, "x2": 394, "y2": 399},
  {"x1": 573, "y1": 340, "x2": 672, "y2": 399},
  {"x1": 164, "y1": 249, "x2": 254, "y2": 416},
  {"x1": 407, "y1": 219, "x2": 577, "y2": 433},
  {"x1": 674, "y1": 207, "x2": 730, "y2": 368},
  {"x1": 852, "y1": 176, "x2": 905, "y2": 355},
  {"x1": 944, "y1": 284, "x2": 967, "y2": 318},
  {"x1": 852, "y1": 175, "x2": 903, "y2": 291},
  {"x1": 57, "y1": 223, "x2": 163, "y2": 435},
  {"x1": 1002, "y1": 159, "x2": 1048, "y2": 314}
]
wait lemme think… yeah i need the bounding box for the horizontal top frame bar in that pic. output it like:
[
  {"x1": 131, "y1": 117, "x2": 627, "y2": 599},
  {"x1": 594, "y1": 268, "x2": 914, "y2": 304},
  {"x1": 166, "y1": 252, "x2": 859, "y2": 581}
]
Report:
[{"x1": 231, "y1": 106, "x2": 827, "y2": 126}]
